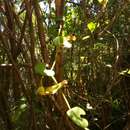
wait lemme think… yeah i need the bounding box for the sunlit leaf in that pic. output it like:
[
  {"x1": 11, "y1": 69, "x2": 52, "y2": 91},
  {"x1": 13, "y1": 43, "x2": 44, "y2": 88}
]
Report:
[
  {"x1": 71, "y1": 35, "x2": 77, "y2": 41},
  {"x1": 127, "y1": 70, "x2": 130, "y2": 74},
  {"x1": 67, "y1": 106, "x2": 89, "y2": 129},
  {"x1": 87, "y1": 22, "x2": 97, "y2": 32},
  {"x1": 82, "y1": 35, "x2": 90, "y2": 40},
  {"x1": 120, "y1": 69, "x2": 130, "y2": 75},
  {"x1": 86, "y1": 103, "x2": 93, "y2": 110},
  {"x1": 66, "y1": 34, "x2": 77, "y2": 41},
  {"x1": 37, "y1": 80, "x2": 68, "y2": 96},
  {"x1": 120, "y1": 69, "x2": 127, "y2": 75},
  {"x1": 98, "y1": 0, "x2": 108, "y2": 4},
  {"x1": 44, "y1": 69, "x2": 55, "y2": 77},
  {"x1": 63, "y1": 40, "x2": 72, "y2": 48},
  {"x1": 20, "y1": 97, "x2": 26, "y2": 101},
  {"x1": 80, "y1": 56, "x2": 85, "y2": 62},
  {"x1": 97, "y1": 0, "x2": 108, "y2": 9},
  {"x1": 44, "y1": 80, "x2": 68, "y2": 95},
  {"x1": 88, "y1": 0, "x2": 93, "y2": 5},
  {"x1": 106, "y1": 64, "x2": 112, "y2": 68},
  {"x1": 53, "y1": 36, "x2": 64, "y2": 47},
  {"x1": 20, "y1": 104, "x2": 27, "y2": 109},
  {"x1": 36, "y1": 86, "x2": 45, "y2": 95},
  {"x1": 98, "y1": 0, "x2": 104, "y2": 3},
  {"x1": 34, "y1": 63, "x2": 46, "y2": 75},
  {"x1": 105, "y1": 20, "x2": 109, "y2": 24},
  {"x1": 84, "y1": 128, "x2": 89, "y2": 130}
]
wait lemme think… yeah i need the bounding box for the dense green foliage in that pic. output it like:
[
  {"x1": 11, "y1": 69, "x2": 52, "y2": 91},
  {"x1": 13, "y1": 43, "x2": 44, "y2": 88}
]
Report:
[{"x1": 0, "y1": 0, "x2": 130, "y2": 130}]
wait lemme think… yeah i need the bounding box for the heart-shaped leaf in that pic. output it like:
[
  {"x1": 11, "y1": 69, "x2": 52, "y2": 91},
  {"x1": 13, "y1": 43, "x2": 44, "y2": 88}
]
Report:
[
  {"x1": 37, "y1": 80, "x2": 68, "y2": 96},
  {"x1": 34, "y1": 63, "x2": 45, "y2": 75},
  {"x1": 87, "y1": 22, "x2": 96, "y2": 33},
  {"x1": 67, "y1": 106, "x2": 89, "y2": 129},
  {"x1": 45, "y1": 80, "x2": 68, "y2": 95}
]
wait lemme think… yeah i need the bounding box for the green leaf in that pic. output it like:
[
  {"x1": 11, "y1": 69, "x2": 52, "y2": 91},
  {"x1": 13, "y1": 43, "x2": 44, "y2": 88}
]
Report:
[
  {"x1": 53, "y1": 36, "x2": 64, "y2": 47},
  {"x1": 67, "y1": 106, "x2": 89, "y2": 129},
  {"x1": 34, "y1": 63, "x2": 46, "y2": 75},
  {"x1": 37, "y1": 80, "x2": 68, "y2": 96},
  {"x1": 87, "y1": 22, "x2": 96, "y2": 32},
  {"x1": 127, "y1": 69, "x2": 130, "y2": 74},
  {"x1": 120, "y1": 69, "x2": 130, "y2": 75},
  {"x1": 12, "y1": 109, "x2": 22, "y2": 122},
  {"x1": 11, "y1": 99, "x2": 27, "y2": 123}
]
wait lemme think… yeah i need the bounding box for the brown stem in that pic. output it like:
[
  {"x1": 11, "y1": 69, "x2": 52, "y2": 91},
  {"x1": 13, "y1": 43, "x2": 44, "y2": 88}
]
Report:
[{"x1": 32, "y1": 0, "x2": 50, "y2": 64}]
